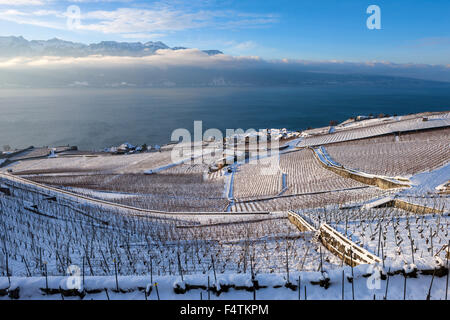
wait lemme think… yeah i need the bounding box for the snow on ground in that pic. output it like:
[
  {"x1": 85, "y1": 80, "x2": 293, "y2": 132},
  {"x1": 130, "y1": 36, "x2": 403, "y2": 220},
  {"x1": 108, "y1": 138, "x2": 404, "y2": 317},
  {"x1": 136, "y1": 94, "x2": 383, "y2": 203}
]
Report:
[
  {"x1": 362, "y1": 197, "x2": 393, "y2": 210},
  {"x1": 297, "y1": 111, "x2": 450, "y2": 147},
  {"x1": 0, "y1": 113, "x2": 448, "y2": 300},
  {"x1": 62, "y1": 187, "x2": 139, "y2": 200},
  {"x1": 0, "y1": 179, "x2": 341, "y2": 280},
  {"x1": 403, "y1": 162, "x2": 450, "y2": 195},
  {"x1": 299, "y1": 204, "x2": 449, "y2": 272},
  {"x1": 1, "y1": 267, "x2": 448, "y2": 300},
  {"x1": 392, "y1": 161, "x2": 450, "y2": 208},
  {"x1": 323, "y1": 129, "x2": 449, "y2": 178},
  {"x1": 312, "y1": 146, "x2": 409, "y2": 186}
]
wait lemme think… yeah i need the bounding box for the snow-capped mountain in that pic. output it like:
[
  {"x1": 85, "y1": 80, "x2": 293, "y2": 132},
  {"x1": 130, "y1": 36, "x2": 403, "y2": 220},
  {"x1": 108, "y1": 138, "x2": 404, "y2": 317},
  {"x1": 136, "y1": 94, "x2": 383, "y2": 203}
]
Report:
[{"x1": 0, "y1": 36, "x2": 223, "y2": 57}]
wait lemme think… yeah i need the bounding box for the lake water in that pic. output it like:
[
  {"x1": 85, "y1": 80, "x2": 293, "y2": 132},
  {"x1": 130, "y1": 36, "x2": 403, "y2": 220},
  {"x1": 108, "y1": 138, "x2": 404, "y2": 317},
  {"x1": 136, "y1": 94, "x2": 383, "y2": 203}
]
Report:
[{"x1": 1, "y1": 85, "x2": 449, "y2": 150}]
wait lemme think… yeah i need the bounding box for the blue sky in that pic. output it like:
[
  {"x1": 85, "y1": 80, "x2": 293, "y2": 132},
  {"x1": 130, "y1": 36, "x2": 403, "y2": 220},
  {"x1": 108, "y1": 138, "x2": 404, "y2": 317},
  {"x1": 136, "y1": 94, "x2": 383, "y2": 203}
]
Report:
[{"x1": 0, "y1": 0, "x2": 449, "y2": 64}]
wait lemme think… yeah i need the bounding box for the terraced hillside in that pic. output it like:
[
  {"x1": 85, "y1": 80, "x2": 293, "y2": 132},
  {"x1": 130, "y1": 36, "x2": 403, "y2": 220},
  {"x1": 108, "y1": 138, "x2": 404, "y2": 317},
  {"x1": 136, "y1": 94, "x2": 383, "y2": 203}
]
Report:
[
  {"x1": 0, "y1": 110, "x2": 448, "y2": 300},
  {"x1": 326, "y1": 128, "x2": 450, "y2": 177}
]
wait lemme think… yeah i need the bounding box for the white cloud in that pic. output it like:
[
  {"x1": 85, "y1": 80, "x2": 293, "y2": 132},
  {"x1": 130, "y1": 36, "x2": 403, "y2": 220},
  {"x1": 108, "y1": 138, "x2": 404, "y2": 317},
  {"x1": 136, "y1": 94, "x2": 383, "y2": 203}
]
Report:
[
  {"x1": 120, "y1": 32, "x2": 167, "y2": 40},
  {"x1": 68, "y1": 80, "x2": 89, "y2": 87},
  {"x1": 69, "y1": 0, "x2": 132, "y2": 2},
  {"x1": 231, "y1": 41, "x2": 257, "y2": 51},
  {"x1": 78, "y1": 8, "x2": 277, "y2": 34},
  {"x1": 0, "y1": 51, "x2": 449, "y2": 83},
  {"x1": 0, "y1": 9, "x2": 64, "y2": 29},
  {"x1": 32, "y1": 9, "x2": 64, "y2": 17},
  {"x1": 0, "y1": 3, "x2": 278, "y2": 35},
  {"x1": 1, "y1": 9, "x2": 29, "y2": 16},
  {"x1": 1, "y1": 50, "x2": 446, "y2": 75},
  {"x1": 0, "y1": 48, "x2": 259, "y2": 68},
  {"x1": 0, "y1": 0, "x2": 44, "y2": 5}
]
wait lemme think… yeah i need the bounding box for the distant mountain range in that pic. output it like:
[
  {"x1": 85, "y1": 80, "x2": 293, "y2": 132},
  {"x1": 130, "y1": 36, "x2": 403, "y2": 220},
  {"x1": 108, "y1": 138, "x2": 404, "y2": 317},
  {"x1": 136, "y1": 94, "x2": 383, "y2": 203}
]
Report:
[
  {"x1": 0, "y1": 36, "x2": 223, "y2": 57},
  {"x1": 1, "y1": 36, "x2": 449, "y2": 88}
]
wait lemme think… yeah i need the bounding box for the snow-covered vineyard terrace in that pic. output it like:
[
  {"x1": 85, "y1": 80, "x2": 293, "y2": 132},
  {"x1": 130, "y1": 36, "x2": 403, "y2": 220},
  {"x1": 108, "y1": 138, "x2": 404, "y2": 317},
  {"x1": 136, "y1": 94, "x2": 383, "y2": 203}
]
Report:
[{"x1": 0, "y1": 111, "x2": 449, "y2": 300}]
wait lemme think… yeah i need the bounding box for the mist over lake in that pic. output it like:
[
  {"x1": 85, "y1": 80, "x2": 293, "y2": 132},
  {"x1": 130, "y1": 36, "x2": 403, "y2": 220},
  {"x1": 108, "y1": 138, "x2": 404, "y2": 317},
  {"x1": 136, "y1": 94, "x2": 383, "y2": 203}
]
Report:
[{"x1": 1, "y1": 85, "x2": 449, "y2": 150}]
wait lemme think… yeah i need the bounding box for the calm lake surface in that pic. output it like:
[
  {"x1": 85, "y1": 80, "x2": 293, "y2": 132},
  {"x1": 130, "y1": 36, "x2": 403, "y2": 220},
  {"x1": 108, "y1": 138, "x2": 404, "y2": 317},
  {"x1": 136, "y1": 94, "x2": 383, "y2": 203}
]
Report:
[{"x1": 1, "y1": 86, "x2": 449, "y2": 150}]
